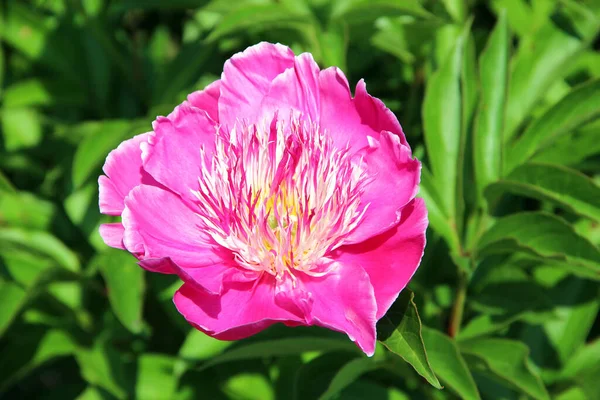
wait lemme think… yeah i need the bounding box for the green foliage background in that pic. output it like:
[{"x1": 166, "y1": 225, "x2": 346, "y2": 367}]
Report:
[{"x1": 1, "y1": 0, "x2": 599, "y2": 399}]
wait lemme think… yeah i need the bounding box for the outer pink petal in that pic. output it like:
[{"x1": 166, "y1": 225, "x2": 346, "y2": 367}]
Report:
[
  {"x1": 346, "y1": 131, "x2": 421, "y2": 244},
  {"x1": 122, "y1": 184, "x2": 222, "y2": 269},
  {"x1": 218, "y1": 42, "x2": 295, "y2": 126},
  {"x1": 261, "y1": 53, "x2": 321, "y2": 122},
  {"x1": 354, "y1": 80, "x2": 408, "y2": 147},
  {"x1": 99, "y1": 223, "x2": 126, "y2": 250},
  {"x1": 99, "y1": 132, "x2": 157, "y2": 216},
  {"x1": 173, "y1": 274, "x2": 302, "y2": 340},
  {"x1": 141, "y1": 102, "x2": 216, "y2": 203},
  {"x1": 187, "y1": 80, "x2": 221, "y2": 123},
  {"x1": 334, "y1": 198, "x2": 428, "y2": 319},
  {"x1": 297, "y1": 263, "x2": 378, "y2": 356},
  {"x1": 318, "y1": 67, "x2": 375, "y2": 151}
]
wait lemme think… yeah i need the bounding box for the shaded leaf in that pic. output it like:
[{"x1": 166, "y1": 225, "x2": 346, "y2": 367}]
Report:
[
  {"x1": 0, "y1": 280, "x2": 27, "y2": 338},
  {"x1": 377, "y1": 290, "x2": 442, "y2": 389},
  {"x1": 331, "y1": 0, "x2": 432, "y2": 24},
  {"x1": 460, "y1": 338, "x2": 550, "y2": 400},
  {"x1": 421, "y1": 327, "x2": 480, "y2": 400},
  {"x1": 319, "y1": 358, "x2": 382, "y2": 400}
]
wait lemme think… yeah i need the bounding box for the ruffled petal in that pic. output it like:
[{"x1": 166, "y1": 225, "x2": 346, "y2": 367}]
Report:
[
  {"x1": 98, "y1": 223, "x2": 126, "y2": 250},
  {"x1": 297, "y1": 262, "x2": 377, "y2": 356},
  {"x1": 218, "y1": 42, "x2": 295, "y2": 127},
  {"x1": 122, "y1": 185, "x2": 222, "y2": 268},
  {"x1": 334, "y1": 198, "x2": 427, "y2": 319},
  {"x1": 354, "y1": 80, "x2": 408, "y2": 147},
  {"x1": 174, "y1": 273, "x2": 302, "y2": 340},
  {"x1": 187, "y1": 80, "x2": 221, "y2": 123},
  {"x1": 261, "y1": 53, "x2": 321, "y2": 123},
  {"x1": 141, "y1": 102, "x2": 216, "y2": 203},
  {"x1": 99, "y1": 132, "x2": 158, "y2": 216},
  {"x1": 346, "y1": 131, "x2": 421, "y2": 244}
]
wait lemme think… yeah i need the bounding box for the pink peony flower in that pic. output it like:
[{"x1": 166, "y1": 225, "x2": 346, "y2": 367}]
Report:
[{"x1": 98, "y1": 42, "x2": 426, "y2": 356}]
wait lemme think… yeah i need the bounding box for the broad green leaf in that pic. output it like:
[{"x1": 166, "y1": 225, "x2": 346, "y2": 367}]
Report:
[
  {"x1": 179, "y1": 329, "x2": 233, "y2": 361},
  {"x1": 0, "y1": 228, "x2": 80, "y2": 272},
  {"x1": 560, "y1": 339, "x2": 600, "y2": 381},
  {"x1": 441, "y1": 0, "x2": 467, "y2": 22},
  {"x1": 331, "y1": 0, "x2": 433, "y2": 24},
  {"x1": 504, "y1": 2, "x2": 600, "y2": 141},
  {"x1": 224, "y1": 373, "x2": 274, "y2": 400},
  {"x1": 505, "y1": 79, "x2": 600, "y2": 172},
  {"x1": 421, "y1": 328, "x2": 480, "y2": 400},
  {"x1": 319, "y1": 358, "x2": 382, "y2": 400},
  {"x1": 419, "y1": 167, "x2": 458, "y2": 251},
  {"x1": 71, "y1": 119, "x2": 145, "y2": 188},
  {"x1": 532, "y1": 120, "x2": 600, "y2": 166},
  {"x1": 486, "y1": 163, "x2": 600, "y2": 222},
  {"x1": 75, "y1": 343, "x2": 129, "y2": 399},
  {"x1": 422, "y1": 22, "x2": 469, "y2": 226},
  {"x1": 136, "y1": 354, "x2": 177, "y2": 400},
  {"x1": 371, "y1": 18, "x2": 415, "y2": 64},
  {"x1": 0, "y1": 328, "x2": 76, "y2": 392},
  {"x1": 199, "y1": 337, "x2": 359, "y2": 371},
  {"x1": 0, "y1": 191, "x2": 56, "y2": 230},
  {"x1": 0, "y1": 169, "x2": 16, "y2": 193},
  {"x1": 377, "y1": 290, "x2": 442, "y2": 389},
  {"x1": 477, "y1": 212, "x2": 600, "y2": 280},
  {"x1": 109, "y1": 0, "x2": 208, "y2": 12},
  {"x1": 97, "y1": 249, "x2": 145, "y2": 334},
  {"x1": 1, "y1": 107, "x2": 42, "y2": 151},
  {"x1": 474, "y1": 11, "x2": 509, "y2": 201},
  {"x1": 460, "y1": 338, "x2": 550, "y2": 400},
  {"x1": 293, "y1": 352, "x2": 359, "y2": 400},
  {"x1": 205, "y1": 3, "x2": 309, "y2": 42},
  {"x1": 0, "y1": 280, "x2": 27, "y2": 338}
]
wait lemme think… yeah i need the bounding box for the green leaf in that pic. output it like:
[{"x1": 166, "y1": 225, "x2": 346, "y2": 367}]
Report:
[
  {"x1": 109, "y1": 0, "x2": 208, "y2": 12},
  {"x1": 441, "y1": 0, "x2": 467, "y2": 22},
  {"x1": 3, "y1": 78, "x2": 85, "y2": 108},
  {"x1": 0, "y1": 191, "x2": 57, "y2": 230},
  {"x1": 532, "y1": 120, "x2": 600, "y2": 166},
  {"x1": 422, "y1": 21, "x2": 469, "y2": 225},
  {"x1": 473, "y1": 11, "x2": 509, "y2": 201},
  {"x1": 0, "y1": 280, "x2": 27, "y2": 338},
  {"x1": 477, "y1": 212, "x2": 600, "y2": 280},
  {"x1": 377, "y1": 290, "x2": 442, "y2": 389},
  {"x1": 421, "y1": 328, "x2": 480, "y2": 400},
  {"x1": 0, "y1": 227, "x2": 80, "y2": 273},
  {"x1": 0, "y1": 328, "x2": 77, "y2": 392},
  {"x1": 75, "y1": 343, "x2": 129, "y2": 399},
  {"x1": 319, "y1": 358, "x2": 382, "y2": 400},
  {"x1": 178, "y1": 329, "x2": 233, "y2": 361},
  {"x1": 1, "y1": 107, "x2": 43, "y2": 151},
  {"x1": 224, "y1": 373, "x2": 274, "y2": 400},
  {"x1": 505, "y1": 79, "x2": 600, "y2": 172},
  {"x1": 486, "y1": 163, "x2": 600, "y2": 222},
  {"x1": 560, "y1": 339, "x2": 600, "y2": 381},
  {"x1": 293, "y1": 352, "x2": 359, "y2": 400},
  {"x1": 199, "y1": 337, "x2": 359, "y2": 371},
  {"x1": 419, "y1": 167, "x2": 458, "y2": 251},
  {"x1": 504, "y1": 2, "x2": 600, "y2": 141},
  {"x1": 97, "y1": 250, "x2": 145, "y2": 334},
  {"x1": 205, "y1": 3, "x2": 309, "y2": 43},
  {"x1": 460, "y1": 338, "x2": 550, "y2": 400},
  {"x1": 71, "y1": 120, "x2": 145, "y2": 189},
  {"x1": 331, "y1": 0, "x2": 433, "y2": 24},
  {"x1": 136, "y1": 354, "x2": 177, "y2": 400}
]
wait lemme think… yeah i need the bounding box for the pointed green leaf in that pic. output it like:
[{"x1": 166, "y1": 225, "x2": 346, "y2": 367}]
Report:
[
  {"x1": 474, "y1": 11, "x2": 509, "y2": 201},
  {"x1": 477, "y1": 212, "x2": 600, "y2": 280},
  {"x1": 136, "y1": 354, "x2": 177, "y2": 400},
  {"x1": 377, "y1": 290, "x2": 442, "y2": 389},
  {"x1": 506, "y1": 79, "x2": 600, "y2": 172},
  {"x1": 486, "y1": 163, "x2": 600, "y2": 222},
  {"x1": 0, "y1": 281, "x2": 27, "y2": 338},
  {"x1": 460, "y1": 338, "x2": 549, "y2": 400},
  {"x1": 319, "y1": 358, "x2": 382, "y2": 400},
  {"x1": 421, "y1": 327, "x2": 480, "y2": 400}
]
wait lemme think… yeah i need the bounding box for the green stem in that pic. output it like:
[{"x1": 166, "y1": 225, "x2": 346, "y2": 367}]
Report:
[{"x1": 448, "y1": 271, "x2": 467, "y2": 338}]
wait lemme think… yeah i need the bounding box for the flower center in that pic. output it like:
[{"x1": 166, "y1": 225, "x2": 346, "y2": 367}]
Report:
[{"x1": 193, "y1": 115, "x2": 368, "y2": 280}]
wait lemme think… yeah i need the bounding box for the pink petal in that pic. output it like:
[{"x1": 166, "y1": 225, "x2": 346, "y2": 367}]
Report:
[
  {"x1": 318, "y1": 67, "x2": 375, "y2": 151},
  {"x1": 354, "y1": 80, "x2": 408, "y2": 147},
  {"x1": 141, "y1": 102, "x2": 216, "y2": 203},
  {"x1": 261, "y1": 53, "x2": 321, "y2": 123},
  {"x1": 99, "y1": 132, "x2": 158, "y2": 216},
  {"x1": 99, "y1": 223, "x2": 126, "y2": 250},
  {"x1": 173, "y1": 274, "x2": 302, "y2": 340},
  {"x1": 187, "y1": 80, "x2": 221, "y2": 123},
  {"x1": 334, "y1": 198, "x2": 428, "y2": 319},
  {"x1": 122, "y1": 185, "x2": 222, "y2": 268},
  {"x1": 297, "y1": 263, "x2": 378, "y2": 356},
  {"x1": 218, "y1": 42, "x2": 295, "y2": 127},
  {"x1": 346, "y1": 131, "x2": 421, "y2": 244}
]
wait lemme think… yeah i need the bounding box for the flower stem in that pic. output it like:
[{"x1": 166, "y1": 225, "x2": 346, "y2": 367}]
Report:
[{"x1": 448, "y1": 271, "x2": 467, "y2": 338}]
